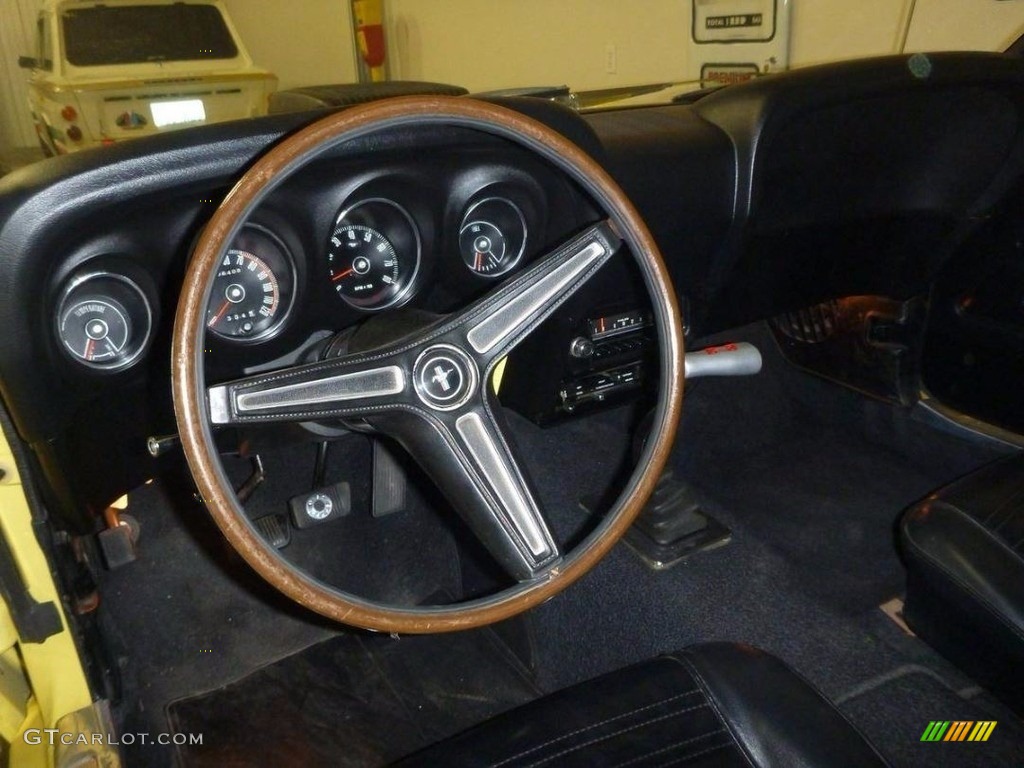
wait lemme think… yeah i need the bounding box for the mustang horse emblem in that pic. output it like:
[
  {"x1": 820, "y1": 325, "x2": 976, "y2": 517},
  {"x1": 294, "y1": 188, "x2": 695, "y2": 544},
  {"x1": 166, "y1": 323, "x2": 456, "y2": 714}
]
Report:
[{"x1": 431, "y1": 364, "x2": 456, "y2": 392}]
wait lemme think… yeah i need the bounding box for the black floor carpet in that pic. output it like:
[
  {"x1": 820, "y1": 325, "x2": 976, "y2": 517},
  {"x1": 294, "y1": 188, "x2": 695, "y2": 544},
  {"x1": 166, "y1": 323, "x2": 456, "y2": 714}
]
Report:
[
  {"x1": 168, "y1": 622, "x2": 540, "y2": 767},
  {"x1": 518, "y1": 324, "x2": 1021, "y2": 767},
  {"x1": 838, "y1": 668, "x2": 1024, "y2": 767},
  {"x1": 98, "y1": 321, "x2": 1022, "y2": 766},
  {"x1": 99, "y1": 437, "x2": 465, "y2": 767}
]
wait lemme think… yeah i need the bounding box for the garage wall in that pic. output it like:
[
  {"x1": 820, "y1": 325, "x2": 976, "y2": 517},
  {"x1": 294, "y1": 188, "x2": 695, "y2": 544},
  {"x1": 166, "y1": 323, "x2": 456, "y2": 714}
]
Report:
[
  {"x1": 790, "y1": 0, "x2": 908, "y2": 67},
  {"x1": 0, "y1": 0, "x2": 40, "y2": 150},
  {"x1": 3, "y1": 1, "x2": 1024, "y2": 150},
  {"x1": 221, "y1": 0, "x2": 356, "y2": 90},
  {"x1": 380, "y1": 0, "x2": 1024, "y2": 92},
  {"x1": 384, "y1": 0, "x2": 689, "y2": 92},
  {"x1": 905, "y1": 0, "x2": 1024, "y2": 53},
  {"x1": 795, "y1": 0, "x2": 1024, "y2": 66}
]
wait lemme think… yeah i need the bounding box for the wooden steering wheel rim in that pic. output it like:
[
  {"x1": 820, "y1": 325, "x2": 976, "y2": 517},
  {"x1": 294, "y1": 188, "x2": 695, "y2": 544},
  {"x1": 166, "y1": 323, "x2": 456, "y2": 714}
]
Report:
[{"x1": 172, "y1": 96, "x2": 684, "y2": 633}]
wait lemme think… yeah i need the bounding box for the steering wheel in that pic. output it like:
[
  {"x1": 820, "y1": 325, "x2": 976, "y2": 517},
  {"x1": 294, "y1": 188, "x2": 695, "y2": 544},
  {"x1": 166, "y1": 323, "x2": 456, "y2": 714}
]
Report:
[{"x1": 172, "y1": 97, "x2": 683, "y2": 633}]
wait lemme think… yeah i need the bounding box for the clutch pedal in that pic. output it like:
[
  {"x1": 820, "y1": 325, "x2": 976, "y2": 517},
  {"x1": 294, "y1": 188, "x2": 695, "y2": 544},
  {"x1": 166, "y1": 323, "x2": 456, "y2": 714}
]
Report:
[{"x1": 253, "y1": 513, "x2": 291, "y2": 549}]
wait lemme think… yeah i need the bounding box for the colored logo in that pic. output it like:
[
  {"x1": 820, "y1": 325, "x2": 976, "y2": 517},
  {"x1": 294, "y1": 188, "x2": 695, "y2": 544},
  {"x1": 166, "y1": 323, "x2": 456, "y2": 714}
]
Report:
[{"x1": 920, "y1": 721, "x2": 997, "y2": 742}]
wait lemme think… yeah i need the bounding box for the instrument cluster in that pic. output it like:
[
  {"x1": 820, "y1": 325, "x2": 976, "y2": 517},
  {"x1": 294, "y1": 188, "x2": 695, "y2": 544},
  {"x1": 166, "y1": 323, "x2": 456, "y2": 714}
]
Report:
[
  {"x1": 197, "y1": 179, "x2": 542, "y2": 350},
  {"x1": 51, "y1": 169, "x2": 552, "y2": 373}
]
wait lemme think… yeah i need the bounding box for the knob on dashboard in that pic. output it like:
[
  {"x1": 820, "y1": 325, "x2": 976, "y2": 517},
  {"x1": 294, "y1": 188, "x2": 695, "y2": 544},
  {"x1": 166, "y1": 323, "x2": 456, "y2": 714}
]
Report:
[{"x1": 569, "y1": 336, "x2": 595, "y2": 359}]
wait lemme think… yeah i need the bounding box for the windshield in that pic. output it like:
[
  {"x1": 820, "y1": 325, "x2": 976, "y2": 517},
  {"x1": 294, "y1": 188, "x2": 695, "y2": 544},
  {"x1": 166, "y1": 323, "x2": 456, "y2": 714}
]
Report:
[
  {"x1": 2, "y1": 0, "x2": 1024, "y2": 167},
  {"x1": 62, "y1": 4, "x2": 238, "y2": 66}
]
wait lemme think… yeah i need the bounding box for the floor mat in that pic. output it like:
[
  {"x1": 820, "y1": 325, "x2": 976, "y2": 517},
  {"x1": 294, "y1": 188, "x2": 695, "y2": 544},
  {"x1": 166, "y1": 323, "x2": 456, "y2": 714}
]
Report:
[
  {"x1": 167, "y1": 623, "x2": 541, "y2": 767},
  {"x1": 670, "y1": 325, "x2": 1007, "y2": 614}
]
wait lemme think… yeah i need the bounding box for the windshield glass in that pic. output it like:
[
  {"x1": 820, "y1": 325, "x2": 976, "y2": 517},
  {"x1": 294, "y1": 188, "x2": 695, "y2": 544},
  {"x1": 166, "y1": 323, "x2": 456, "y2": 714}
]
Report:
[
  {"x1": 2, "y1": 0, "x2": 1024, "y2": 168},
  {"x1": 62, "y1": 4, "x2": 238, "y2": 66}
]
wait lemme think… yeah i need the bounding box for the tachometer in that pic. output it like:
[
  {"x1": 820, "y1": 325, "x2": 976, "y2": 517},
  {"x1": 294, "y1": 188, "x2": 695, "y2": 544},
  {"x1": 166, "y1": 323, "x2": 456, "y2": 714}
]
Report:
[
  {"x1": 205, "y1": 224, "x2": 295, "y2": 341},
  {"x1": 327, "y1": 199, "x2": 420, "y2": 310},
  {"x1": 206, "y1": 250, "x2": 281, "y2": 338}
]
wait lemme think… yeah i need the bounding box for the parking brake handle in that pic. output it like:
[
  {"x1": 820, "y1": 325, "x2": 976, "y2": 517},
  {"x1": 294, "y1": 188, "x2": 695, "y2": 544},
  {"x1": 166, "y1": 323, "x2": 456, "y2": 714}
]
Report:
[{"x1": 684, "y1": 342, "x2": 762, "y2": 379}]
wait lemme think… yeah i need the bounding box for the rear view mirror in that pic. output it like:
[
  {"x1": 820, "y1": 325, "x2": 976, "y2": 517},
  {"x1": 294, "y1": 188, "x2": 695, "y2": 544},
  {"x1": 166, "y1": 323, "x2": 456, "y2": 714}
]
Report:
[{"x1": 18, "y1": 56, "x2": 37, "y2": 69}]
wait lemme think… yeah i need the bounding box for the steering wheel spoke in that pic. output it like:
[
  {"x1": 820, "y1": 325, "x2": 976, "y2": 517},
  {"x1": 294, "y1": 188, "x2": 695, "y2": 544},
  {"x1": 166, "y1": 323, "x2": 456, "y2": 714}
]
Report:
[
  {"x1": 376, "y1": 400, "x2": 560, "y2": 582},
  {"x1": 207, "y1": 355, "x2": 408, "y2": 426},
  {"x1": 456, "y1": 221, "x2": 620, "y2": 365}
]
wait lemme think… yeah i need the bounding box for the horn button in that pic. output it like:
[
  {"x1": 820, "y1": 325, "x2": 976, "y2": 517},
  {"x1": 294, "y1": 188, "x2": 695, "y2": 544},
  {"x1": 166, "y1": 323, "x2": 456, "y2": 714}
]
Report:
[{"x1": 413, "y1": 344, "x2": 478, "y2": 411}]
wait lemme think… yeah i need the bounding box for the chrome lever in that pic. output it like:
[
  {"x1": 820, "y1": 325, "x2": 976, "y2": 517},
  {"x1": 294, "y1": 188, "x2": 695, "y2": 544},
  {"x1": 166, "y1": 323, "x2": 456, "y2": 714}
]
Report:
[{"x1": 684, "y1": 342, "x2": 762, "y2": 378}]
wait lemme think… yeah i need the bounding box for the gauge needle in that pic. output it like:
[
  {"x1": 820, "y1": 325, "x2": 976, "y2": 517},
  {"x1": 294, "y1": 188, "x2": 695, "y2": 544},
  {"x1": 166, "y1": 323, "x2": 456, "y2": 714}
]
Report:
[
  {"x1": 475, "y1": 252, "x2": 483, "y2": 271},
  {"x1": 84, "y1": 339, "x2": 95, "y2": 360},
  {"x1": 208, "y1": 299, "x2": 231, "y2": 327},
  {"x1": 332, "y1": 268, "x2": 353, "y2": 282}
]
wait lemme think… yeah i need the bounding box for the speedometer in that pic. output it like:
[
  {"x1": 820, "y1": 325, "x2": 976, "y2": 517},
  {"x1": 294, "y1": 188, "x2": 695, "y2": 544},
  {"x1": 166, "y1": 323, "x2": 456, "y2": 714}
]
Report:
[
  {"x1": 328, "y1": 225, "x2": 403, "y2": 308},
  {"x1": 327, "y1": 199, "x2": 420, "y2": 311}
]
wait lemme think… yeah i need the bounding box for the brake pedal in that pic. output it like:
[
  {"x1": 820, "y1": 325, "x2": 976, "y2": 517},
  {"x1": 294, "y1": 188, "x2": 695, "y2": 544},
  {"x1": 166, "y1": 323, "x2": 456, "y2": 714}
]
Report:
[{"x1": 289, "y1": 482, "x2": 351, "y2": 530}]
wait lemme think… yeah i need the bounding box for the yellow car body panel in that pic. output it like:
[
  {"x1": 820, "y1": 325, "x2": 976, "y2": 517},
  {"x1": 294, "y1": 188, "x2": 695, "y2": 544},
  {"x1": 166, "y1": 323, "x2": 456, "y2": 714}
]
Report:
[{"x1": 0, "y1": 428, "x2": 109, "y2": 766}]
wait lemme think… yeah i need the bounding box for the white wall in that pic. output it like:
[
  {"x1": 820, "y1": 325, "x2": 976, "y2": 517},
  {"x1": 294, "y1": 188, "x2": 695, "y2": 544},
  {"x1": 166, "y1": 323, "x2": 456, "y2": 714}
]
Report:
[
  {"x1": 384, "y1": 0, "x2": 689, "y2": 92},
  {"x1": 0, "y1": 0, "x2": 41, "y2": 150},
  {"x1": 222, "y1": 0, "x2": 357, "y2": 90},
  {"x1": 379, "y1": 0, "x2": 1024, "y2": 90},
  {"x1": 3, "y1": 1, "x2": 1024, "y2": 149},
  {"x1": 905, "y1": 0, "x2": 1024, "y2": 53},
  {"x1": 790, "y1": 0, "x2": 907, "y2": 66}
]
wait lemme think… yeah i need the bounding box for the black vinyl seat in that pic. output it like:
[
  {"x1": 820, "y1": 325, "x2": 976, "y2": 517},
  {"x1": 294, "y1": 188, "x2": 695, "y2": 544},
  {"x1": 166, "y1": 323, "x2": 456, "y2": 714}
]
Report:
[
  {"x1": 900, "y1": 452, "x2": 1024, "y2": 713},
  {"x1": 396, "y1": 642, "x2": 888, "y2": 767}
]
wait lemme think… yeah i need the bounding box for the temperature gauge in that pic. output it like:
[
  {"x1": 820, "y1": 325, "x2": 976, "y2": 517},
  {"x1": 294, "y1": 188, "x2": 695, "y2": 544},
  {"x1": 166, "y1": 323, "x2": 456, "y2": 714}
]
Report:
[
  {"x1": 55, "y1": 272, "x2": 152, "y2": 371},
  {"x1": 60, "y1": 298, "x2": 131, "y2": 365}
]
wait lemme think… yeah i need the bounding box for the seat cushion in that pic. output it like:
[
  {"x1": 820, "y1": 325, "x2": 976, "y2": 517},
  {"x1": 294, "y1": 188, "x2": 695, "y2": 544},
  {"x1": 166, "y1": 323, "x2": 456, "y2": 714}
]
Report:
[
  {"x1": 395, "y1": 642, "x2": 887, "y2": 767},
  {"x1": 900, "y1": 453, "x2": 1024, "y2": 713}
]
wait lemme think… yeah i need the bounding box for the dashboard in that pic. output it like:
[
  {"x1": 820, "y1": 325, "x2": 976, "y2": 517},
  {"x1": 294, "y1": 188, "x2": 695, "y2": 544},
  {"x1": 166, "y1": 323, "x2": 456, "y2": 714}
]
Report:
[
  {"x1": 4, "y1": 52, "x2": 1024, "y2": 527},
  {"x1": 51, "y1": 145, "x2": 589, "y2": 387}
]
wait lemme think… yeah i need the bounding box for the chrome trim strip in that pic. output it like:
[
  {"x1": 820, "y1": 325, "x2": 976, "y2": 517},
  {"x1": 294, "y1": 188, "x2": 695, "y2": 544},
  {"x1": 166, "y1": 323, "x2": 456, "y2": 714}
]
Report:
[
  {"x1": 455, "y1": 412, "x2": 550, "y2": 558},
  {"x1": 914, "y1": 392, "x2": 1024, "y2": 449},
  {"x1": 466, "y1": 241, "x2": 606, "y2": 355},
  {"x1": 207, "y1": 384, "x2": 231, "y2": 425},
  {"x1": 209, "y1": 366, "x2": 405, "y2": 423}
]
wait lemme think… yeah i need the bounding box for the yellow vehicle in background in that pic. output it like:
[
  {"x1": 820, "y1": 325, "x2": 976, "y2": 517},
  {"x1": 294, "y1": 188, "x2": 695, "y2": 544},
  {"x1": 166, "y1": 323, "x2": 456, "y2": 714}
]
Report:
[{"x1": 18, "y1": 0, "x2": 276, "y2": 155}]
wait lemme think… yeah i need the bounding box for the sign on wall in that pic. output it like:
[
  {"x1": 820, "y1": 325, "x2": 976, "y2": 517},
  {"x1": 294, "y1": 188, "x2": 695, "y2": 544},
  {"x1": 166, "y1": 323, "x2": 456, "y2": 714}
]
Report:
[{"x1": 689, "y1": 0, "x2": 791, "y2": 86}]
